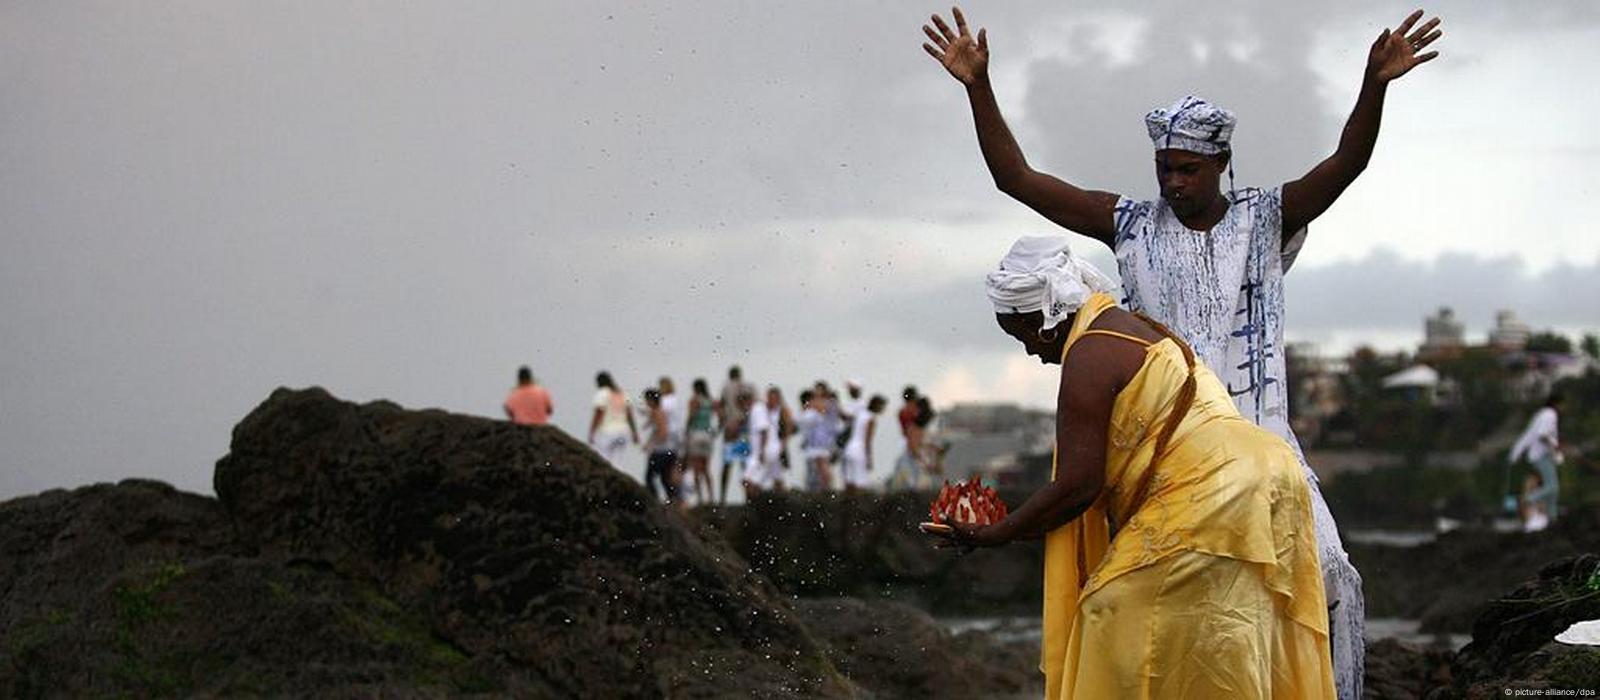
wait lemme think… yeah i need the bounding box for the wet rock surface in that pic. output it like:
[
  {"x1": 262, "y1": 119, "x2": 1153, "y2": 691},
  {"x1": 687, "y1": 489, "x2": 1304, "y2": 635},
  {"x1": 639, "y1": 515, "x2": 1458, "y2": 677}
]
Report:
[
  {"x1": 1432, "y1": 554, "x2": 1600, "y2": 698},
  {"x1": 213, "y1": 387, "x2": 848, "y2": 698},
  {"x1": 8, "y1": 386, "x2": 1600, "y2": 697},
  {"x1": 0, "y1": 480, "x2": 493, "y2": 697},
  {"x1": 4, "y1": 388, "x2": 861, "y2": 698},
  {"x1": 700, "y1": 484, "x2": 1600, "y2": 697},
  {"x1": 0, "y1": 387, "x2": 1044, "y2": 698},
  {"x1": 1362, "y1": 637, "x2": 1454, "y2": 700},
  {"x1": 796, "y1": 597, "x2": 1041, "y2": 699},
  {"x1": 699, "y1": 490, "x2": 1600, "y2": 637},
  {"x1": 696, "y1": 490, "x2": 1043, "y2": 617},
  {"x1": 1348, "y1": 514, "x2": 1600, "y2": 634}
]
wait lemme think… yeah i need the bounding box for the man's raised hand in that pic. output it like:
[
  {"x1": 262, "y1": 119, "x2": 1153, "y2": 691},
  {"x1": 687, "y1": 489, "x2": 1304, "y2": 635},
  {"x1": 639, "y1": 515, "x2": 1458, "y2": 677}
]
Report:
[
  {"x1": 1368, "y1": 9, "x2": 1443, "y2": 83},
  {"x1": 922, "y1": 6, "x2": 988, "y2": 86}
]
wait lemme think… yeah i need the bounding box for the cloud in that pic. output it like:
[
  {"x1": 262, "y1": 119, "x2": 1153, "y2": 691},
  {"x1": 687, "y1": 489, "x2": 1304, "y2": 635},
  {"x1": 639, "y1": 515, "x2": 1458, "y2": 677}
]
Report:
[
  {"x1": 1011, "y1": 4, "x2": 1340, "y2": 201},
  {"x1": 3, "y1": 1, "x2": 1599, "y2": 501},
  {"x1": 1285, "y1": 248, "x2": 1600, "y2": 340},
  {"x1": 856, "y1": 245, "x2": 1600, "y2": 356}
]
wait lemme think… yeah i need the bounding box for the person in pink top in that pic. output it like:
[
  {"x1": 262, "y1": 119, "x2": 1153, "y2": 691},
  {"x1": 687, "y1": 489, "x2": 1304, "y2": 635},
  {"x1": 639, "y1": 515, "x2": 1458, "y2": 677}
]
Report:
[{"x1": 503, "y1": 366, "x2": 553, "y2": 426}]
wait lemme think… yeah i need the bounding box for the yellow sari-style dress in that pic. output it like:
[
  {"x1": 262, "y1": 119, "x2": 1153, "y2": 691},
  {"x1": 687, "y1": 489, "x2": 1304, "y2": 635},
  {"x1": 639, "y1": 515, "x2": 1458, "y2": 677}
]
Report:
[{"x1": 1040, "y1": 293, "x2": 1334, "y2": 699}]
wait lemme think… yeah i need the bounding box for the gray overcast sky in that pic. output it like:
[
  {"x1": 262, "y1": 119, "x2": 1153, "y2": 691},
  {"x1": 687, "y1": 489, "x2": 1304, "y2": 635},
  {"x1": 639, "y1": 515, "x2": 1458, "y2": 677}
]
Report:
[{"x1": 3, "y1": 1, "x2": 1597, "y2": 499}]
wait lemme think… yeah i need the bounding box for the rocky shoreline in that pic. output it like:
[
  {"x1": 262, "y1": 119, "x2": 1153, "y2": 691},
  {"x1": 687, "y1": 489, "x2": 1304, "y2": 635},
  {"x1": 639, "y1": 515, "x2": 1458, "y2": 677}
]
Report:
[
  {"x1": 2, "y1": 387, "x2": 1598, "y2": 697},
  {"x1": 0, "y1": 388, "x2": 1032, "y2": 698}
]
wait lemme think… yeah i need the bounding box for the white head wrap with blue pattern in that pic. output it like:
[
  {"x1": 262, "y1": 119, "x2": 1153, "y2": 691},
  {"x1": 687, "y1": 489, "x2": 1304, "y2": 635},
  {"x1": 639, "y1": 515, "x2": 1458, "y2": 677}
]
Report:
[{"x1": 1145, "y1": 95, "x2": 1235, "y2": 156}]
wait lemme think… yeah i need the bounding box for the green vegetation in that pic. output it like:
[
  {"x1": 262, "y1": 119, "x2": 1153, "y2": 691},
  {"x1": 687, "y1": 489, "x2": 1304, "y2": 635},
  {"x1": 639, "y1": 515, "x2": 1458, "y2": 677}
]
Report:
[
  {"x1": 3, "y1": 608, "x2": 75, "y2": 672},
  {"x1": 1323, "y1": 457, "x2": 1498, "y2": 527},
  {"x1": 337, "y1": 585, "x2": 493, "y2": 692},
  {"x1": 1327, "y1": 346, "x2": 1516, "y2": 453},
  {"x1": 1326, "y1": 444, "x2": 1600, "y2": 529},
  {"x1": 114, "y1": 562, "x2": 186, "y2": 625},
  {"x1": 1546, "y1": 648, "x2": 1600, "y2": 688},
  {"x1": 266, "y1": 579, "x2": 291, "y2": 600},
  {"x1": 4, "y1": 607, "x2": 73, "y2": 653},
  {"x1": 1301, "y1": 331, "x2": 1598, "y2": 459},
  {"x1": 1554, "y1": 371, "x2": 1600, "y2": 447},
  {"x1": 7, "y1": 561, "x2": 498, "y2": 696},
  {"x1": 1527, "y1": 332, "x2": 1575, "y2": 354},
  {"x1": 111, "y1": 561, "x2": 189, "y2": 696},
  {"x1": 1433, "y1": 348, "x2": 1516, "y2": 447},
  {"x1": 1584, "y1": 560, "x2": 1600, "y2": 594},
  {"x1": 1535, "y1": 564, "x2": 1600, "y2": 688}
]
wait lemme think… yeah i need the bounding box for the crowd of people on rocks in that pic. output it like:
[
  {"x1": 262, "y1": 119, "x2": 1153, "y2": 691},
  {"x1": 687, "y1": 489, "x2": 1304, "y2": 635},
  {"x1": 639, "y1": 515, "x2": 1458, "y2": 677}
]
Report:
[{"x1": 500, "y1": 364, "x2": 948, "y2": 508}]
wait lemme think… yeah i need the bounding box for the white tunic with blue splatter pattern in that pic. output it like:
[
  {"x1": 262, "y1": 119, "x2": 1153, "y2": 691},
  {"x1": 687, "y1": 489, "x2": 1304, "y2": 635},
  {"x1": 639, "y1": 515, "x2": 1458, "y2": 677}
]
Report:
[{"x1": 1113, "y1": 186, "x2": 1366, "y2": 700}]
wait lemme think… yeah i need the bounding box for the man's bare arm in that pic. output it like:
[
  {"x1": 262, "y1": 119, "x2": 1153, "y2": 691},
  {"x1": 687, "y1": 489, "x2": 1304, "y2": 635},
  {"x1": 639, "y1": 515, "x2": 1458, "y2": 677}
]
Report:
[
  {"x1": 966, "y1": 77, "x2": 1120, "y2": 244},
  {"x1": 923, "y1": 7, "x2": 1119, "y2": 246},
  {"x1": 1283, "y1": 10, "x2": 1441, "y2": 237}
]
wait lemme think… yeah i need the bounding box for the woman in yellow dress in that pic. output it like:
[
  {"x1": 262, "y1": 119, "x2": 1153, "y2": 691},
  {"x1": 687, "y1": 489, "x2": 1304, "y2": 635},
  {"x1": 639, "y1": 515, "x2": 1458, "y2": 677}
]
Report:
[{"x1": 927, "y1": 236, "x2": 1334, "y2": 699}]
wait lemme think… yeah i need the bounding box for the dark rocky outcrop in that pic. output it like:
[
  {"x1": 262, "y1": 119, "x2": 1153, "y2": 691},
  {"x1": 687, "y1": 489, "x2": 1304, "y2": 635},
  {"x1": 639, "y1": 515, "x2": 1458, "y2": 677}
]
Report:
[
  {"x1": 3, "y1": 389, "x2": 860, "y2": 698},
  {"x1": 10, "y1": 386, "x2": 1600, "y2": 697},
  {"x1": 701, "y1": 487, "x2": 1600, "y2": 637},
  {"x1": 0, "y1": 478, "x2": 238, "y2": 633},
  {"x1": 212, "y1": 387, "x2": 848, "y2": 698},
  {"x1": 1363, "y1": 638, "x2": 1454, "y2": 700},
  {"x1": 1433, "y1": 554, "x2": 1600, "y2": 698},
  {"x1": 696, "y1": 479, "x2": 1600, "y2": 697},
  {"x1": 0, "y1": 387, "x2": 1044, "y2": 698},
  {"x1": 0, "y1": 480, "x2": 490, "y2": 697},
  {"x1": 696, "y1": 491, "x2": 1043, "y2": 616},
  {"x1": 1355, "y1": 553, "x2": 1600, "y2": 699},
  {"x1": 1349, "y1": 513, "x2": 1600, "y2": 634},
  {"x1": 796, "y1": 597, "x2": 1041, "y2": 700}
]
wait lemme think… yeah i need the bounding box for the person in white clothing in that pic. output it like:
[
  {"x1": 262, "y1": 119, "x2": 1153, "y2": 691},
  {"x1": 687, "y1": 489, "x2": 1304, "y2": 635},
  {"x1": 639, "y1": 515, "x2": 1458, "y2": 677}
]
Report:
[
  {"x1": 1510, "y1": 394, "x2": 1565, "y2": 531},
  {"x1": 798, "y1": 389, "x2": 838, "y2": 491},
  {"x1": 656, "y1": 376, "x2": 688, "y2": 502},
  {"x1": 841, "y1": 380, "x2": 866, "y2": 421},
  {"x1": 743, "y1": 387, "x2": 786, "y2": 496},
  {"x1": 842, "y1": 395, "x2": 886, "y2": 493},
  {"x1": 773, "y1": 387, "x2": 799, "y2": 491},
  {"x1": 658, "y1": 377, "x2": 685, "y2": 445},
  {"x1": 588, "y1": 371, "x2": 639, "y2": 468},
  {"x1": 922, "y1": 7, "x2": 1445, "y2": 694}
]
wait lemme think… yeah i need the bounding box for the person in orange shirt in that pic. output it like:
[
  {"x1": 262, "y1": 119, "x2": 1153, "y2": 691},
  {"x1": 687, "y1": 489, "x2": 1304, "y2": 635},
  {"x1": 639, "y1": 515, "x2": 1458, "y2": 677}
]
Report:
[{"x1": 503, "y1": 366, "x2": 553, "y2": 426}]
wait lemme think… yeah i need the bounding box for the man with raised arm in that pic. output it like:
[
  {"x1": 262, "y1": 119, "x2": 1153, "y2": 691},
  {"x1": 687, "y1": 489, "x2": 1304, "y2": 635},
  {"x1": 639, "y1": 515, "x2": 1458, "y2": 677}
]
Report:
[{"x1": 922, "y1": 7, "x2": 1443, "y2": 698}]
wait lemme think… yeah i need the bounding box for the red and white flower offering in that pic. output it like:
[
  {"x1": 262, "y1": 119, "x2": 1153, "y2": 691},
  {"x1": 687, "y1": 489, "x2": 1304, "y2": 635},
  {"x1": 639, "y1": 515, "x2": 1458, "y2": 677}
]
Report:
[{"x1": 928, "y1": 476, "x2": 1008, "y2": 526}]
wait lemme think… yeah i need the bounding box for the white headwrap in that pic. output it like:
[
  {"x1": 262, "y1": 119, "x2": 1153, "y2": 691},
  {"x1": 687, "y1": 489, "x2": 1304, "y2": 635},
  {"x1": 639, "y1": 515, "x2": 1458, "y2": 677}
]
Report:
[
  {"x1": 985, "y1": 236, "x2": 1119, "y2": 332},
  {"x1": 1145, "y1": 95, "x2": 1235, "y2": 156}
]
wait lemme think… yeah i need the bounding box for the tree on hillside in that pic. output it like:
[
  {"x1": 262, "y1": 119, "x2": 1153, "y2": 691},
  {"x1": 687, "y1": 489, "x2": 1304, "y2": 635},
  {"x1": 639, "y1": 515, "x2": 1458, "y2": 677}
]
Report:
[
  {"x1": 1344, "y1": 346, "x2": 1408, "y2": 400},
  {"x1": 1553, "y1": 372, "x2": 1600, "y2": 448},
  {"x1": 1340, "y1": 347, "x2": 1422, "y2": 451},
  {"x1": 1526, "y1": 331, "x2": 1573, "y2": 354},
  {"x1": 1582, "y1": 334, "x2": 1599, "y2": 360},
  {"x1": 1433, "y1": 347, "x2": 1512, "y2": 448}
]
